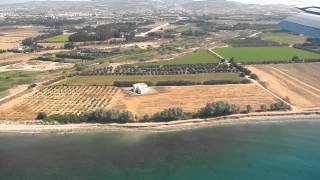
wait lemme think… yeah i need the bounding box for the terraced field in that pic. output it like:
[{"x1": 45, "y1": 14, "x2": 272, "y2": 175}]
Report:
[
  {"x1": 0, "y1": 86, "x2": 123, "y2": 120},
  {"x1": 214, "y1": 47, "x2": 320, "y2": 63}
]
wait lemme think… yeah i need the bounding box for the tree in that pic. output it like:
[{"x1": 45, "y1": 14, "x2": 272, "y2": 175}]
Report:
[
  {"x1": 291, "y1": 56, "x2": 302, "y2": 63},
  {"x1": 64, "y1": 42, "x2": 74, "y2": 49},
  {"x1": 239, "y1": 72, "x2": 246, "y2": 77},
  {"x1": 245, "y1": 105, "x2": 253, "y2": 113},
  {"x1": 260, "y1": 104, "x2": 268, "y2": 112},
  {"x1": 152, "y1": 108, "x2": 190, "y2": 122},
  {"x1": 197, "y1": 101, "x2": 239, "y2": 118},
  {"x1": 270, "y1": 101, "x2": 291, "y2": 111},
  {"x1": 229, "y1": 57, "x2": 235, "y2": 64},
  {"x1": 86, "y1": 109, "x2": 135, "y2": 124},
  {"x1": 142, "y1": 114, "x2": 150, "y2": 122},
  {"x1": 22, "y1": 37, "x2": 34, "y2": 46}
]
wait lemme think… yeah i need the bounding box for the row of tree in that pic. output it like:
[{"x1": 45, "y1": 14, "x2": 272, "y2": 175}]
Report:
[
  {"x1": 38, "y1": 100, "x2": 291, "y2": 124},
  {"x1": 69, "y1": 23, "x2": 136, "y2": 42},
  {"x1": 113, "y1": 79, "x2": 250, "y2": 87},
  {"x1": 40, "y1": 109, "x2": 135, "y2": 124},
  {"x1": 22, "y1": 30, "x2": 63, "y2": 46}
]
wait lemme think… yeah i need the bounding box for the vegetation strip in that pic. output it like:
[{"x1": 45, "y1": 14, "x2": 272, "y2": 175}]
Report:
[
  {"x1": 58, "y1": 73, "x2": 247, "y2": 86},
  {"x1": 39, "y1": 101, "x2": 291, "y2": 124}
]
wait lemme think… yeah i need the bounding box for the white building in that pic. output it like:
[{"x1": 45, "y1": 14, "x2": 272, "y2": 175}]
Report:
[{"x1": 132, "y1": 83, "x2": 149, "y2": 95}]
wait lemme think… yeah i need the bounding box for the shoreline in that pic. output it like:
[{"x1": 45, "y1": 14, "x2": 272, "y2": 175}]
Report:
[{"x1": 0, "y1": 111, "x2": 320, "y2": 134}]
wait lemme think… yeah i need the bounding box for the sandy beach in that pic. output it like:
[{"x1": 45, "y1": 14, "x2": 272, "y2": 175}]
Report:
[{"x1": 0, "y1": 111, "x2": 319, "y2": 134}]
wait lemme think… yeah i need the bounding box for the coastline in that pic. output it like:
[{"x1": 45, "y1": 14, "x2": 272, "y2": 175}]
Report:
[{"x1": 0, "y1": 111, "x2": 320, "y2": 134}]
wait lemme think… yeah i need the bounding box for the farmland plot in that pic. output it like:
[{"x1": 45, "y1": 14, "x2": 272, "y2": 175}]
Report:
[
  {"x1": 214, "y1": 47, "x2": 320, "y2": 63},
  {"x1": 0, "y1": 86, "x2": 123, "y2": 120},
  {"x1": 0, "y1": 26, "x2": 43, "y2": 50},
  {"x1": 113, "y1": 84, "x2": 277, "y2": 116},
  {"x1": 248, "y1": 63, "x2": 320, "y2": 110}
]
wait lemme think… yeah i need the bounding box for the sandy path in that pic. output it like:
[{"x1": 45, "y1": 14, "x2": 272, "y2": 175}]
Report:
[
  {"x1": 136, "y1": 23, "x2": 170, "y2": 37},
  {"x1": 0, "y1": 85, "x2": 29, "y2": 103},
  {"x1": 0, "y1": 50, "x2": 69, "y2": 63}
]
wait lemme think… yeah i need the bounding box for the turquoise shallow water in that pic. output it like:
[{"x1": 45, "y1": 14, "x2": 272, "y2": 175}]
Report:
[{"x1": 1, "y1": 119, "x2": 320, "y2": 180}]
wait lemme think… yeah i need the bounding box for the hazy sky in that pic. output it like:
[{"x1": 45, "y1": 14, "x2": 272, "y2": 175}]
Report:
[
  {"x1": 0, "y1": 0, "x2": 319, "y2": 6},
  {"x1": 0, "y1": 0, "x2": 89, "y2": 5},
  {"x1": 230, "y1": 0, "x2": 320, "y2": 6}
]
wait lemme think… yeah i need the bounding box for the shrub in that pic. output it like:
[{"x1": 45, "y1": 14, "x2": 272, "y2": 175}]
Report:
[
  {"x1": 75, "y1": 63, "x2": 87, "y2": 71},
  {"x1": 249, "y1": 74, "x2": 258, "y2": 80},
  {"x1": 240, "y1": 79, "x2": 251, "y2": 84},
  {"x1": 36, "y1": 112, "x2": 47, "y2": 120},
  {"x1": 64, "y1": 42, "x2": 74, "y2": 49},
  {"x1": 45, "y1": 114, "x2": 85, "y2": 124},
  {"x1": 28, "y1": 84, "x2": 37, "y2": 89}
]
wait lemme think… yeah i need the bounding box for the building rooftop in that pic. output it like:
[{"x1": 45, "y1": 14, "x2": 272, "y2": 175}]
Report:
[{"x1": 284, "y1": 12, "x2": 320, "y2": 30}]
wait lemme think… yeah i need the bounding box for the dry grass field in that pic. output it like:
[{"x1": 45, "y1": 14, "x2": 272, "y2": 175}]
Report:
[
  {"x1": 0, "y1": 83, "x2": 278, "y2": 120},
  {"x1": 0, "y1": 50, "x2": 69, "y2": 64},
  {"x1": 0, "y1": 86, "x2": 122, "y2": 120},
  {"x1": 0, "y1": 60, "x2": 73, "y2": 72},
  {"x1": 113, "y1": 84, "x2": 277, "y2": 116},
  {"x1": 248, "y1": 63, "x2": 320, "y2": 110},
  {"x1": 0, "y1": 26, "x2": 43, "y2": 50}
]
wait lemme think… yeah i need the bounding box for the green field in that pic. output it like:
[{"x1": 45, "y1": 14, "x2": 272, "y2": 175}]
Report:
[
  {"x1": 58, "y1": 73, "x2": 244, "y2": 86},
  {"x1": 176, "y1": 25, "x2": 192, "y2": 33},
  {"x1": 214, "y1": 47, "x2": 320, "y2": 63},
  {"x1": 260, "y1": 33, "x2": 307, "y2": 45},
  {"x1": 0, "y1": 71, "x2": 34, "y2": 93},
  {"x1": 138, "y1": 51, "x2": 219, "y2": 66},
  {"x1": 46, "y1": 35, "x2": 69, "y2": 43}
]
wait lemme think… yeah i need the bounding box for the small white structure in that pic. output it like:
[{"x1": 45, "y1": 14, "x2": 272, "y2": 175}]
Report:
[{"x1": 132, "y1": 83, "x2": 149, "y2": 95}]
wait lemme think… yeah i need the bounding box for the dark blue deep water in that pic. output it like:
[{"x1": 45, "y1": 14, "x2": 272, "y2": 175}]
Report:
[{"x1": 1, "y1": 120, "x2": 320, "y2": 180}]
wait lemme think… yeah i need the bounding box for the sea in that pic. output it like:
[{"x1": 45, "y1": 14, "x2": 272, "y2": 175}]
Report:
[{"x1": 1, "y1": 118, "x2": 320, "y2": 180}]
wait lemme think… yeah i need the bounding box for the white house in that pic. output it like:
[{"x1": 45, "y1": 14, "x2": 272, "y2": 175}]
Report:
[{"x1": 132, "y1": 83, "x2": 149, "y2": 94}]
